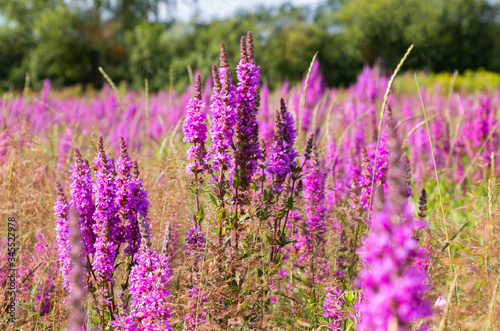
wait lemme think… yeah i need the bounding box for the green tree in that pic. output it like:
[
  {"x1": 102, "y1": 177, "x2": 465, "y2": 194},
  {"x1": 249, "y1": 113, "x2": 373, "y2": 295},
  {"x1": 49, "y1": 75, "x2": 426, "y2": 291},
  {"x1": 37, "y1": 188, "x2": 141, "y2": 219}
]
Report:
[
  {"x1": 333, "y1": 0, "x2": 499, "y2": 73},
  {"x1": 0, "y1": 0, "x2": 174, "y2": 89},
  {"x1": 1, "y1": 0, "x2": 499, "y2": 91},
  {"x1": 125, "y1": 22, "x2": 172, "y2": 90}
]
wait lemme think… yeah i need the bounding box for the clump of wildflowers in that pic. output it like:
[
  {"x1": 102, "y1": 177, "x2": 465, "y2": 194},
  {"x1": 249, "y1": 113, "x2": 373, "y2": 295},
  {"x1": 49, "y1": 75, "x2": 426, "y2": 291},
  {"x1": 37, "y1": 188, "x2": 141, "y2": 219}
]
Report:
[{"x1": 112, "y1": 216, "x2": 174, "y2": 330}]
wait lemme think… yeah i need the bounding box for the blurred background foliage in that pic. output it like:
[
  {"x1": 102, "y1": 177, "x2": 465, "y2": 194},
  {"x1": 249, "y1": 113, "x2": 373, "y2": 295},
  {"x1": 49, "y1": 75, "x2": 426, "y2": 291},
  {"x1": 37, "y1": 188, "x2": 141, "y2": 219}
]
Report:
[{"x1": 0, "y1": 0, "x2": 499, "y2": 92}]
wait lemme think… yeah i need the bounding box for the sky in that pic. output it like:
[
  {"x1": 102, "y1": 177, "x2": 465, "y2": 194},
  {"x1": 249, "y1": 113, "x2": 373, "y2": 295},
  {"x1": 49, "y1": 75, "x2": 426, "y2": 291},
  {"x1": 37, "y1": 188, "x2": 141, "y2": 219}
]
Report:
[{"x1": 161, "y1": 0, "x2": 324, "y2": 22}]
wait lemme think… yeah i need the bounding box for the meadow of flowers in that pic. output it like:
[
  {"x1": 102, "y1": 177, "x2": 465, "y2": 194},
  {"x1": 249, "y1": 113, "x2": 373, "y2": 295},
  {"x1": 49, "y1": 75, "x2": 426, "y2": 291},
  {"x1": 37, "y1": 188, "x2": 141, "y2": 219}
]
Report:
[{"x1": 1, "y1": 32, "x2": 500, "y2": 330}]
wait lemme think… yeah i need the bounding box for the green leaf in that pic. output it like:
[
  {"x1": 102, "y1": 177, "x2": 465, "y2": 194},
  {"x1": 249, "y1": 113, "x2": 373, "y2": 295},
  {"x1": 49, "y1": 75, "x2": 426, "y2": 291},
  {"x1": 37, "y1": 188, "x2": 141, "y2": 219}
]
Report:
[
  {"x1": 115, "y1": 260, "x2": 125, "y2": 269},
  {"x1": 450, "y1": 243, "x2": 465, "y2": 251},
  {"x1": 197, "y1": 205, "x2": 204, "y2": 221},
  {"x1": 208, "y1": 193, "x2": 218, "y2": 206},
  {"x1": 274, "y1": 252, "x2": 282, "y2": 265}
]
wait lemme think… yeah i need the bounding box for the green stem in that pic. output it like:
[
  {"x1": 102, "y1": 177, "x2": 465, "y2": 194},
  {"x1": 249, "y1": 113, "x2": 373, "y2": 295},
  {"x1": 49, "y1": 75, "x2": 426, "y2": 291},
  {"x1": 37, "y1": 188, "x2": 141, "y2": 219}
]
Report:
[
  {"x1": 366, "y1": 44, "x2": 414, "y2": 223},
  {"x1": 415, "y1": 74, "x2": 457, "y2": 298}
]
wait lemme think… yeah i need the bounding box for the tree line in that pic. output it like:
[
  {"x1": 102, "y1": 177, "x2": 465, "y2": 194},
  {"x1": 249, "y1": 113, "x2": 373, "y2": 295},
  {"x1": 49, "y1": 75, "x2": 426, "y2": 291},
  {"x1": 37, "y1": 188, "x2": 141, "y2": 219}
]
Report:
[{"x1": 0, "y1": 0, "x2": 498, "y2": 91}]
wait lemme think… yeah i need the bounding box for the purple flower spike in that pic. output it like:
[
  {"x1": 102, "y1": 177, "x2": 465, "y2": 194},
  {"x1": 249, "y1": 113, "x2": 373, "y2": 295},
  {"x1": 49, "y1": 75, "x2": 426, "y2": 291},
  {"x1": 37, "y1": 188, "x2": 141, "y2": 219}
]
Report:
[
  {"x1": 69, "y1": 148, "x2": 96, "y2": 256},
  {"x1": 115, "y1": 138, "x2": 151, "y2": 257},
  {"x1": 126, "y1": 161, "x2": 151, "y2": 256},
  {"x1": 54, "y1": 181, "x2": 71, "y2": 291},
  {"x1": 356, "y1": 135, "x2": 389, "y2": 214},
  {"x1": 116, "y1": 137, "x2": 134, "y2": 247},
  {"x1": 234, "y1": 32, "x2": 262, "y2": 189},
  {"x1": 209, "y1": 63, "x2": 236, "y2": 174},
  {"x1": 183, "y1": 75, "x2": 208, "y2": 174},
  {"x1": 183, "y1": 225, "x2": 206, "y2": 260},
  {"x1": 267, "y1": 98, "x2": 298, "y2": 192},
  {"x1": 92, "y1": 137, "x2": 120, "y2": 282},
  {"x1": 218, "y1": 42, "x2": 234, "y2": 87},
  {"x1": 302, "y1": 143, "x2": 328, "y2": 279}
]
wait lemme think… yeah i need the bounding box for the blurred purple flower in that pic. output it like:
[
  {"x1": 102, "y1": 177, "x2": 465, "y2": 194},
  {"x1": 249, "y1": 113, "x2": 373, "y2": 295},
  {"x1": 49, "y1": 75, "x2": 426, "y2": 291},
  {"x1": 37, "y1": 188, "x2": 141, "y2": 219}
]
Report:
[
  {"x1": 323, "y1": 287, "x2": 344, "y2": 330},
  {"x1": 116, "y1": 138, "x2": 151, "y2": 257},
  {"x1": 57, "y1": 129, "x2": 73, "y2": 170},
  {"x1": 112, "y1": 244, "x2": 173, "y2": 330},
  {"x1": 183, "y1": 225, "x2": 206, "y2": 260},
  {"x1": 183, "y1": 284, "x2": 208, "y2": 330},
  {"x1": 0, "y1": 131, "x2": 9, "y2": 163},
  {"x1": 434, "y1": 295, "x2": 446, "y2": 316}
]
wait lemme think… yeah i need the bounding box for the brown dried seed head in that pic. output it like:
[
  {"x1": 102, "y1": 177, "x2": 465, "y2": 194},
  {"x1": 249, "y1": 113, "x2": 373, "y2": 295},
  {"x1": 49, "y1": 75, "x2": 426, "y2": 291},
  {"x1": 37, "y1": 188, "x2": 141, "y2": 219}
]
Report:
[
  {"x1": 246, "y1": 31, "x2": 255, "y2": 64},
  {"x1": 212, "y1": 65, "x2": 221, "y2": 93},
  {"x1": 220, "y1": 42, "x2": 229, "y2": 68},
  {"x1": 194, "y1": 74, "x2": 202, "y2": 100}
]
